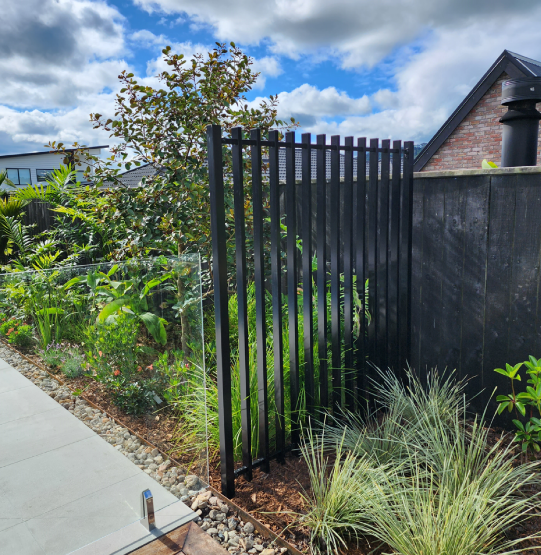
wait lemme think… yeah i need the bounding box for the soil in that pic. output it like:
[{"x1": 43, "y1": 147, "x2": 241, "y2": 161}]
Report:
[{"x1": 23, "y1": 350, "x2": 541, "y2": 554}]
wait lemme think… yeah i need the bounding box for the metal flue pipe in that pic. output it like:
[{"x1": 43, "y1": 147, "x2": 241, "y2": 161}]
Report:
[{"x1": 500, "y1": 77, "x2": 541, "y2": 167}]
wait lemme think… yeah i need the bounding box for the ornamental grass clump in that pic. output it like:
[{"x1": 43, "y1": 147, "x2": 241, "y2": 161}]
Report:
[
  {"x1": 300, "y1": 368, "x2": 541, "y2": 555},
  {"x1": 366, "y1": 444, "x2": 541, "y2": 555},
  {"x1": 298, "y1": 425, "x2": 400, "y2": 555}
]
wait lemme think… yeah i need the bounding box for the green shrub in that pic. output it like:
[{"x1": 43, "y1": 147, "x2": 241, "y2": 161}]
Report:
[
  {"x1": 41, "y1": 342, "x2": 65, "y2": 368},
  {"x1": 84, "y1": 314, "x2": 139, "y2": 381},
  {"x1": 41, "y1": 342, "x2": 86, "y2": 377},
  {"x1": 61, "y1": 349, "x2": 85, "y2": 378},
  {"x1": 0, "y1": 314, "x2": 34, "y2": 348},
  {"x1": 7, "y1": 323, "x2": 33, "y2": 348},
  {"x1": 495, "y1": 356, "x2": 541, "y2": 454},
  {"x1": 0, "y1": 316, "x2": 20, "y2": 336},
  {"x1": 104, "y1": 374, "x2": 164, "y2": 415}
]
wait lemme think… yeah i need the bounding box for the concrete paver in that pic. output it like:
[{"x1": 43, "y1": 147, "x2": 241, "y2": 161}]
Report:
[{"x1": 0, "y1": 358, "x2": 195, "y2": 555}]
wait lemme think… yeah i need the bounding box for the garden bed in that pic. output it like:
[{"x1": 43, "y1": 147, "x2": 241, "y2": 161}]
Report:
[{"x1": 6, "y1": 338, "x2": 541, "y2": 555}]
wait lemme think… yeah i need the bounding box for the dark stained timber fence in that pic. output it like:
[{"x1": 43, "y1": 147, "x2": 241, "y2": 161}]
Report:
[
  {"x1": 411, "y1": 168, "x2": 541, "y2": 416},
  {"x1": 207, "y1": 124, "x2": 414, "y2": 497}
]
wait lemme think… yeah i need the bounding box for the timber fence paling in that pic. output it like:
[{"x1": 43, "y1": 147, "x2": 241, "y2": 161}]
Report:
[
  {"x1": 23, "y1": 200, "x2": 53, "y2": 236},
  {"x1": 207, "y1": 125, "x2": 414, "y2": 498}
]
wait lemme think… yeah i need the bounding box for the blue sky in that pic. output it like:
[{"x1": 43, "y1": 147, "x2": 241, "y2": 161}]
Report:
[{"x1": 1, "y1": 0, "x2": 541, "y2": 155}]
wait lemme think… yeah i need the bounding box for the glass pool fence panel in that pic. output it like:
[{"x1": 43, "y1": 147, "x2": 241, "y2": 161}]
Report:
[{"x1": 0, "y1": 255, "x2": 207, "y2": 548}]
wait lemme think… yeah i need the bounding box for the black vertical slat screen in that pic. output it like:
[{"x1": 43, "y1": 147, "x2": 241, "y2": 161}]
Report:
[
  {"x1": 378, "y1": 139, "x2": 391, "y2": 371},
  {"x1": 356, "y1": 137, "x2": 367, "y2": 404},
  {"x1": 316, "y1": 134, "x2": 328, "y2": 412},
  {"x1": 207, "y1": 125, "x2": 414, "y2": 498},
  {"x1": 250, "y1": 128, "x2": 269, "y2": 472},
  {"x1": 206, "y1": 124, "x2": 234, "y2": 498},
  {"x1": 285, "y1": 131, "x2": 300, "y2": 447},
  {"x1": 330, "y1": 135, "x2": 341, "y2": 412},
  {"x1": 388, "y1": 140, "x2": 402, "y2": 373},
  {"x1": 343, "y1": 136, "x2": 355, "y2": 410},
  {"x1": 301, "y1": 133, "x2": 315, "y2": 416},
  {"x1": 268, "y1": 130, "x2": 285, "y2": 464},
  {"x1": 367, "y1": 139, "x2": 379, "y2": 372},
  {"x1": 231, "y1": 127, "x2": 252, "y2": 479}
]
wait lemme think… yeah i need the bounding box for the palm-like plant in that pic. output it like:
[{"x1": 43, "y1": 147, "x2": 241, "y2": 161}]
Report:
[
  {"x1": 0, "y1": 172, "x2": 30, "y2": 261},
  {"x1": 11, "y1": 164, "x2": 80, "y2": 204}
]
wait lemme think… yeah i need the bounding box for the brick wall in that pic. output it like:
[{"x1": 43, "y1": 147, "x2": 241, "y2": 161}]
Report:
[{"x1": 422, "y1": 72, "x2": 541, "y2": 171}]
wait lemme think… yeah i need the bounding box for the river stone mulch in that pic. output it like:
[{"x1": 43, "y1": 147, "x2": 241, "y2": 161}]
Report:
[{"x1": 0, "y1": 345, "x2": 286, "y2": 555}]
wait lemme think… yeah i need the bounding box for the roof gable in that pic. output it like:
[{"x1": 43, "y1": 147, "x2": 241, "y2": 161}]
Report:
[{"x1": 414, "y1": 50, "x2": 541, "y2": 171}]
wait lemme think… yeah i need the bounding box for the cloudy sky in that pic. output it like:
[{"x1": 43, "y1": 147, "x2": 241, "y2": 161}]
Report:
[{"x1": 1, "y1": 0, "x2": 541, "y2": 155}]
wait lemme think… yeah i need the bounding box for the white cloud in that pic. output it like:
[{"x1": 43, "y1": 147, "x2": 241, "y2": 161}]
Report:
[
  {"x1": 144, "y1": 41, "x2": 210, "y2": 77},
  {"x1": 0, "y1": 0, "x2": 127, "y2": 110},
  {"x1": 244, "y1": 7, "x2": 541, "y2": 143},
  {"x1": 251, "y1": 56, "x2": 283, "y2": 90},
  {"x1": 132, "y1": 0, "x2": 539, "y2": 69},
  {"x1": 0, "y1": 0, "x2": 130, "y2": 153},
  {"x1": 130, "y1": 29, "x2": 169, "y2": 48}
]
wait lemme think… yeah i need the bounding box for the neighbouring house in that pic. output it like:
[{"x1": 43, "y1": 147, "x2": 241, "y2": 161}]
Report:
[
  {"x1": 117, "y1": 152, "x2": 367, "y2": 187},
  {"x1": 415, "y1": 50, "x2": 541, "y2": 172},
  {"x1": 0, "y1": 145, "x2": 108, "y2": 188},
  {"x1": 116, "y1": 163, "x2": 162, "y2": 187}
]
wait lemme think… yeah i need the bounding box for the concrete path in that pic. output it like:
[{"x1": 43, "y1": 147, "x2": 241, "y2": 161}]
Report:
[{"x1": 0, "y1": 357, "x2": 195, "y2": 555}]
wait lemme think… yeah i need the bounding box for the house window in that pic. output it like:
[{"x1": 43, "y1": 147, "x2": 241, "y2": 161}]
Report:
[
  {"x1": 6, "y1": 168, "x2": 31, "y2": 185},
  {"x1": 37, "y1": 169, "x2": 54, "y2": 182},
  {"x1": 38, "y1": 169, "x2": 87, "y2": 183}
]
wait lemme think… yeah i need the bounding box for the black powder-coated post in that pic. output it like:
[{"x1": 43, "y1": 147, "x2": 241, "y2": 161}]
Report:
[
  {"x1": 269, "y1": 130, "x2": 285, "y2": 461},
  {"x1": 367, "y1": 139, "x2": 379, "y2": 372},
  {"x1": 355, "y1": 137, "x2": 367, "y2": 404},
  {"x1": 377, "y1": 139, "x2": 391, "y2": 371},
  {"x1": 330, "y1": 135, "x2": 341, "y2": 413},
  {"x1": 231, "y1": 127, "x2": 252, "y2": 481},
  {"x1": 286, "y1": 131, "x2": 300, "y2": 446},
  {"x1": 206, "y1": 124, "x2": 234, "y2": 498},
  {"x1": 250, "y1": 128, "x2": 269, "y2": 472},
  {"x1": 316, "y1": 134, "x2": 328, "y2": 411},
  {"x1": 343, "y1": 136, "x2": 355, "y2": 410},
  {"x1": 301, "y1": 133, "x2": 315, "y2": 416},
  {"x1": 388, "y1": 140, "x2": 402, "y2": 373}
]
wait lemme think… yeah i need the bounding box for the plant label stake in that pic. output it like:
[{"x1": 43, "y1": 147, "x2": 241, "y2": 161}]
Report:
[{"x1": 141, "y1": 489, "x2": 156, "y2": 531}]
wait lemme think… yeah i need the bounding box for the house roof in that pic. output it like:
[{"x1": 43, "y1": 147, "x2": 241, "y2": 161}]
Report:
[
  {"x1": 414, "y1": 50, "x2": 541, "y2": 171},
  {"x1": 0, "y1": 146, "x2": 108, "y2": 160},
  {"x1": 117, "y1": 151, "x2": 398, "y2": 186},
  {"x1": 115, "y1": 163, "x2": 161, "y2": 188}
]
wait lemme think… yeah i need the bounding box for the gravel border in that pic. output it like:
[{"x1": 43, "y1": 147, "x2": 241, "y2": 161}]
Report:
[{"x1": 0, "y1": 345, "x2": 287, "y2": 555}]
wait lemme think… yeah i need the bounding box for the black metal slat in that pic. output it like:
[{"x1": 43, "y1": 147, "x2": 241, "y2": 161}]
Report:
[
  {"x1": 330, "y1": 135, "x2": 341, "y2": 413},
  {"x1": 343, "y1": 137, "x2": 355, "y2": 410},
  {"x1": 355, "y1": 138, "x2": 367, "y2": 405},
  {"x1": 232, "y1": 127, "x2": 252, "y2": 480},
  {"x1": 269, "y1": 130, "x2": 285, "y2": 461},
  {"x1": 206, "y1": 124, "x2": 234, "y2": 498},
  {"x1": 286, "y1": 131, "x2": 300, "y2": 446},
  {"x1": 367, "y1": 139, "x2": 379, "y2": 373},
  {"x1": 301, "y1": 133, "x2": 315, "y2": 416},
  {"x1": 388, "y1": 140, "x2": 402, "y2": 373},
  {"x1": 316, "y1": 134, "x2": 328, "y2": 411},
  {"x1": 377, "y1": 139, "x2": 391, "y2": 371},
  {"x1": 250, "y1": 128, "x2": 269, "y2": 472}
]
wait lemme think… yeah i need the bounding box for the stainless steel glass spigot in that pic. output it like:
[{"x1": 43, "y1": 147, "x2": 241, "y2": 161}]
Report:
[{"x1": 140, "y1": 489, "x2": 156, "y2": 531}]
